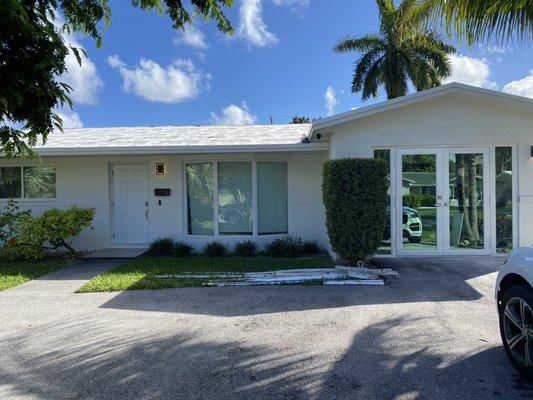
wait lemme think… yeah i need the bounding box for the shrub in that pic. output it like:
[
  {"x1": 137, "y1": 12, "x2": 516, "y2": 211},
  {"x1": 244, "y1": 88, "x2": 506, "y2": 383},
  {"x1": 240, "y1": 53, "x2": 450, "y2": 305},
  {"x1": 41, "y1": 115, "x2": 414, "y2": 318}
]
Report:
[
  {"x1": 203, "y1": 241, "x2": 228, "y2": 257},
  {"x1": 147, "y1": 237, "x2": 176, "y2": 256},
  {"x1": 322, "y1": 158, "x2": 388, "y2": 263},
  {"x1": 173, "y1": 241, "x2": 193, "y2": 257},
  {"x1": 234, "y1": 240, "x2": 256, "y2": 257},
  {"x1": 0, "y1": 201, "x2": 96, "y2": 260},
  {"x1": 302, "y1": 239, "x2": 321, "y2": 255},
  {"x1": 264, "y1": 236, "x2": 304, "y2": 258}
]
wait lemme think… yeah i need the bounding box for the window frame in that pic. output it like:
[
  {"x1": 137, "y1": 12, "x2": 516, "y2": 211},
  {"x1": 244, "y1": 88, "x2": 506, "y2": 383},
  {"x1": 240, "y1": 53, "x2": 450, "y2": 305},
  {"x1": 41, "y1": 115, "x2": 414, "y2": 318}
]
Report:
[
  {"x1": 0, "y1": 164, "x2": 57, "y2": 201},
  {"x1": 183, "y1": 160, "x2": 288, "y2": 237}
]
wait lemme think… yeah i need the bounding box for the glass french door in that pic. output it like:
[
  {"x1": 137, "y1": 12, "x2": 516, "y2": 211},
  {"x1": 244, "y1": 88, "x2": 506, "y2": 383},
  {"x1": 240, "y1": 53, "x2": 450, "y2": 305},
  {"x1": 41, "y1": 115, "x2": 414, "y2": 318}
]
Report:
[{"x1": 395, "y1": 148, "x2": 490, "y2": 255}]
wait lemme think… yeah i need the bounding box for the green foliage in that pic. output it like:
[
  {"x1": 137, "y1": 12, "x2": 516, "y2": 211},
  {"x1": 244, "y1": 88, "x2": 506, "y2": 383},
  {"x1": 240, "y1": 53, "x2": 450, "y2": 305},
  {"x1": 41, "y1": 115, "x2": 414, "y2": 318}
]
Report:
[
  {"x1": 322, "y1": 158, "x2": 388, "y2": 263},
  {"x1": 302, "y1": 240, "x2": 322, "y2": 255},
  {"x1": 1, "y1": 0, "x2": 234, "y2": 157},
  {"x1": 334, "y1": 0, "x2": 455, "y2": 100},
  {"x1": 173, "y1": 242, "x2": 193, "y2": 257},
  {"x1": 203, "y1": 241, "x2": 228, "y2": 257},
  {"x1": 147, "y1": 237, "x2": 176, "y2": 256},
  {"x1": 423, "y1": 0, "x2": 533, "y2": 45},
  {"x1": 0, "y1": 201, "x2": 95, "y2": 260},
  {"x1": 403, "y1": 194, "x2": 436, "y2": 208},
  {"x1": 234, "y1": 240, "x2": 256, "y2": 257},
  {"x1": 291, "y1": 116, "x2": 311, "y2": 124},
  {"x1": 147, "y1": 237, "x2": 193, "y2": 257},
  {"x1": 264, "y1": 236, "x2": 304, "y2": 258}
]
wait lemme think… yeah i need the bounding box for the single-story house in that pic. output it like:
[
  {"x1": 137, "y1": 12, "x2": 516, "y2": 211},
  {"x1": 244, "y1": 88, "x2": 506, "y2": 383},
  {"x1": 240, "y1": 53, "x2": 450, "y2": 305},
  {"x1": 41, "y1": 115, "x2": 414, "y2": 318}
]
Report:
[{"x1": 1, "y1": 82, "x2": 531, "y2": 257}]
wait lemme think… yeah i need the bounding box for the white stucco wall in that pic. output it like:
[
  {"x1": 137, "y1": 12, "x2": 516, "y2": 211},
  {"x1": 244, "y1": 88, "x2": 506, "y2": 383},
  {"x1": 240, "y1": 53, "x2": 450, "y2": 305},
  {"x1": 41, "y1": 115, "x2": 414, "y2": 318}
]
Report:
[
  {"x1": 325, "y1": 93, "x2": 533, "y2": 248},
  {"x1": 0, "y1": 151, "x2": 328, "y2": 251}
]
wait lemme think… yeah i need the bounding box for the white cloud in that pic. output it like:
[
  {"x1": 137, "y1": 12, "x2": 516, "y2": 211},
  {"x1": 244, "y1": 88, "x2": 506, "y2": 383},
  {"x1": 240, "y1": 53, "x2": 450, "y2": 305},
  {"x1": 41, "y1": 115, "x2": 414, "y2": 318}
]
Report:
[
  {"x1": 324, "y1": 86, "x2": 338, "y2": 116},
  {"x1": 272, "y1": 0, "x2": 310, "y2": 9},
  {"x1": 238, "y1": 0, "x2": 278, "y2": 47},
  {"x1": 210, "y1": 102, "x2": 258, "y2": 125},
  {"x1": 174, "y1": 26, "x2": 208, "y2": 49},
  {"x1": 503, "y1": 70, "x2": 533, "y2": 98},
  {"x1": 57, "y1": 109, "x2": 83, "y2": 129},
  {"x1": 107, "y1": 56, "x2": 209, "y2": 103},
  {"x1": 53, "y1": 15, "x2": 102, "y2": 105},
  {"x1": 444, "y1": 54, "x2": 497, "y2": 89}
]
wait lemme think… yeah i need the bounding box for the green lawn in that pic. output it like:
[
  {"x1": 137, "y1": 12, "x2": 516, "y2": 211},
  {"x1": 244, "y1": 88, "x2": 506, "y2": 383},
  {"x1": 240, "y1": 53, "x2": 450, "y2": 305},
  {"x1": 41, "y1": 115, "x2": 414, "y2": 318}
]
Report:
[
  {"x1": 0, "y1": 259, "x2": 72, "y2": 291},
  {"x1": 77, "y1": 254, "x2": 333, "y2": 292}
]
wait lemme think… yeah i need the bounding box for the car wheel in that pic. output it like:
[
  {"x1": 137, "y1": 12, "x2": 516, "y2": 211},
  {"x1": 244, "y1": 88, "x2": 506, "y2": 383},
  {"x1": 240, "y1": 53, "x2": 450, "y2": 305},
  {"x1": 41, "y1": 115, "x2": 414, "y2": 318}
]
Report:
[
  {"x1": 408, "y1": 237, "x2": 421, "y2": 243},
  {"x1": 499, "y1": 284, "x2": 533, "y2": 380}
]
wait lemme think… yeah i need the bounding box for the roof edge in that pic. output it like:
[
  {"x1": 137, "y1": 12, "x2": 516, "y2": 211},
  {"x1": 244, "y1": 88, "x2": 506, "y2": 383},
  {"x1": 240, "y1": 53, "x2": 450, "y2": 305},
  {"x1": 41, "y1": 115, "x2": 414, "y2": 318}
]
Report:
[
  {"x1": 26, "y1": 142, "x2": 329, "y2": 157},
  {"x1": 310, "y1": 82, "x2": 533, "y2": 133}
]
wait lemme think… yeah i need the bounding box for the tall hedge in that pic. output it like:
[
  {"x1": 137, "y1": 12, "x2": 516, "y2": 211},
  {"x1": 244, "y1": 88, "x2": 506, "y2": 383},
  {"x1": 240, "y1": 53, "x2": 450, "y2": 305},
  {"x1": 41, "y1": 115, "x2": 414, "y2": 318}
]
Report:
[{"x1": 322, "y1": 158, "x2": 388, "y2": 263}]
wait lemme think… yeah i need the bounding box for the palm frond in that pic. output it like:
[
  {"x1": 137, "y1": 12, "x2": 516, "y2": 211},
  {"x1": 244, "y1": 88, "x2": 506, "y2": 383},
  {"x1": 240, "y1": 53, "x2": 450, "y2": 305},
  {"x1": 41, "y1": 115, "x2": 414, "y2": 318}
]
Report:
[
  {"x1": 334, "y1": 35, "x2": 384, "y2": 53},
  {"x1": 424, "y1": 0, "x2": 533, "y2": 44}
]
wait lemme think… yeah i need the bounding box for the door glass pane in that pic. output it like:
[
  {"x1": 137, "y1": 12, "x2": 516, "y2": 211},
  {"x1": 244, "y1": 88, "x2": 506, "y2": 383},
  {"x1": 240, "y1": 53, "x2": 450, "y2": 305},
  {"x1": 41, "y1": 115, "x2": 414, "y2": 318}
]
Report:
[
  {"x1": 495, "y1": 147, "x2": 513, "y2": 253},
  {"x1": 402, "y1": 154, "x2": 437, "y2": 250},
  {"x1": 218, "y1": 162, "x2": 253, "y2": 235},
  {"x1": 257, "y1": 162, "x2": 288, "y2": 235},
  {"x1": 448, "y1": 153, "x2": 484, "y2": 249},
  {"x1": 374, "y1": 150, "x2": 391, "y2": 254},
  {"x1": 0, "y1": 167, "x2": 22, "y2": 198},
  {"x1": 23, "y1": 166, "x2": 56, "y2": 198},
  {"x1": 186, "y1": 163, "x2": 214, "y2": 235}
]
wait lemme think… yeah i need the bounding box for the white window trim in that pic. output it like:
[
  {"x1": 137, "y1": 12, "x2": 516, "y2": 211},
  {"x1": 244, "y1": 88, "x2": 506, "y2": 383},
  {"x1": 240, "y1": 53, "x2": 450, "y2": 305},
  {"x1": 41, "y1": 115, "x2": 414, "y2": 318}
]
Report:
[
  {"x1": 183, "y1": 160, "x2": 289, "y2": 237},
  {"x1": 0, "y1": 165, "x2": 57, "y2": 201}
]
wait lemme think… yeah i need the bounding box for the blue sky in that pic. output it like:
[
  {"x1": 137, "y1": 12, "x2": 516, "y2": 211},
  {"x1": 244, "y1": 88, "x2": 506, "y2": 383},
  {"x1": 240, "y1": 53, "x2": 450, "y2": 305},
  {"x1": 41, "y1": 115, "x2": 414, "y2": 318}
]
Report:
[{"x1": 59, "y1": 0, "x2": 533, "y2": 128}]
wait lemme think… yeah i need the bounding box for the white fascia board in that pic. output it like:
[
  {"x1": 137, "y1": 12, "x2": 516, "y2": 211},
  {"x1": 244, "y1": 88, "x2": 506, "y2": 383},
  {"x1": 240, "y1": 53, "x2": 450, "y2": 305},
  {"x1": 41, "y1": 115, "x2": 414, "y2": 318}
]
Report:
[{"x1": 28, "y1": 143, "x2": 330, "y2": 157}]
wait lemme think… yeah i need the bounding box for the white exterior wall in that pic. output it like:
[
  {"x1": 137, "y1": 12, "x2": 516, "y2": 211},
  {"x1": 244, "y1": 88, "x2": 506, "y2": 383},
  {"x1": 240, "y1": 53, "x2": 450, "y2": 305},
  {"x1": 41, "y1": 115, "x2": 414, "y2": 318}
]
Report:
[
  {"x1": 0, "y1": 152, "x2": 328, "y2": 251},
  {"x1": 327, "y1": 93, "x2": 533, "y2": 248}
]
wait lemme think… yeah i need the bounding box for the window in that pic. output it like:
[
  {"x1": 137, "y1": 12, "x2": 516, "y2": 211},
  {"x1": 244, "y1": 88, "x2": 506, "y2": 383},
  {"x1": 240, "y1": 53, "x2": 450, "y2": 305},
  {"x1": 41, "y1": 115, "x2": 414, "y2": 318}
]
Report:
[
  {"x1": 186, "y1": 163, "x2": 214, "y2": 235},
  {"x1": 0, "y1": 166, "x2": 56, "y2": 199},
  {"x1": 0, "y1": 167, "x2": 22, "y2": 198},
  {"x1": 257, "y1": 162, "x2": 287, "y2": 234},
  {"x1": 495, "y1": 147, "x2": 513, "y2": 253},
  {"x1": 218, "y1": 162, "x2": 253, "y2": 235},
  {"x1": 374, "y1": 150, "x2": 391, "y2": 254},
  {"x1": 186, "y1": 161, "x2": 288, "y2": 236},
  {"x1": 23, "y1": 166, "x2": 56, "y2": 198}
]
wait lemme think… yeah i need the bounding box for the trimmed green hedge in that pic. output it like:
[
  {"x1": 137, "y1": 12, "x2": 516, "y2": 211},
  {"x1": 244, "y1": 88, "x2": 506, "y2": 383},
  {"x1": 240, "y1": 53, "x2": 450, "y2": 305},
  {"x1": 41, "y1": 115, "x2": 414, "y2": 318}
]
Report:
[{"x1": 322, "y1": 158, "x2": 388, "y2": 263}]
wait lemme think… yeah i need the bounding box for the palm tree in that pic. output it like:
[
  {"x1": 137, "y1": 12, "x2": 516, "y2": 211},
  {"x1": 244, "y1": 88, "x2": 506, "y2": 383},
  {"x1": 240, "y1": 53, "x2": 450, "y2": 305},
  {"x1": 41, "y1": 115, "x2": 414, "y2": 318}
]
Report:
[
  {"x1": 334, "y1": 0, "x2": 455, "y2": 100},
  {"x1": 424, "y1": 0, "x2": 533, "y2": 45}
]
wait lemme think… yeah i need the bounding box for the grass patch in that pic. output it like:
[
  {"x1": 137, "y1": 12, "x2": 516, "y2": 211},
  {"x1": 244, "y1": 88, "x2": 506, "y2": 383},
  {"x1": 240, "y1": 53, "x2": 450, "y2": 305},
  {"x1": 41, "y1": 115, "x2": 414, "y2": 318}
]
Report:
[
  {"x1": 0, "y1": 259, "x2": 72, "y2": 291},
  {"x1": 77, "y1": 254, "x2": 333, "y2": 292}
]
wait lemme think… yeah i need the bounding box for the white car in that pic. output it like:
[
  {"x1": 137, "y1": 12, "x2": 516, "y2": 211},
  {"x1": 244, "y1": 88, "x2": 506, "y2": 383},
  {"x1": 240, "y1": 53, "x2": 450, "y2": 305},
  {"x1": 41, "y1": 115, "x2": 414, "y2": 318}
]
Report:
[{"x1": 496, "y1": 248, "x2": 533, "y2": 378}]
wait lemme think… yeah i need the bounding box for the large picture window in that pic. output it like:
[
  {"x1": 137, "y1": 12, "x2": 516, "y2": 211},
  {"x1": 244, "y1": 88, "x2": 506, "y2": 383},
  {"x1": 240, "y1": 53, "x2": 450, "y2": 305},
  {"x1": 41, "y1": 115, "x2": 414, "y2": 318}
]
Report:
[
  {"x1": 186, "y1": 163, "x2": 214, "y2": 235},
  {"x1": 257, "y1": 162, "x2": 287, "y2": 234},
  {"x1": 0, "y1": 166, "x2": 56, "y2": 199},
  {"x1": 186, "y1": 161, "x2": 288, "y2": 236}
]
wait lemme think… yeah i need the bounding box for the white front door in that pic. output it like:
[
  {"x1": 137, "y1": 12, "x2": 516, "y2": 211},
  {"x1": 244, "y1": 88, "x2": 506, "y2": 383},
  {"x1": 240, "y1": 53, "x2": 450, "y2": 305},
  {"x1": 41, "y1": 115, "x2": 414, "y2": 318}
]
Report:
[
  {"x1": 395, "y1": 148, "x2": 490, "y2": 255},
  {"x1": 112, "y1": 164, "x2": 149, "y2": 244}
]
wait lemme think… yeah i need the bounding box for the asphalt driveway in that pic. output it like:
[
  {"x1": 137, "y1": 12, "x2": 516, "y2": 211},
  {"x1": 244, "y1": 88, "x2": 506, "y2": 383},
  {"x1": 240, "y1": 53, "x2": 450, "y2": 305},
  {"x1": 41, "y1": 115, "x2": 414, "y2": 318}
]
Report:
[{"x1": 1, "y1": 256, "x2": 532, "y2": 400}]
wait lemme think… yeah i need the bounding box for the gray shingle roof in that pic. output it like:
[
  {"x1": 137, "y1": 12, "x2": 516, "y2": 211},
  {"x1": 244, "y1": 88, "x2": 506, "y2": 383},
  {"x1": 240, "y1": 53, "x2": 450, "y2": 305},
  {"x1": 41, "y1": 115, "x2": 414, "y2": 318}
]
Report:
[{"x1": 37, "y1": 124, "x2": 312, "y2": 149}]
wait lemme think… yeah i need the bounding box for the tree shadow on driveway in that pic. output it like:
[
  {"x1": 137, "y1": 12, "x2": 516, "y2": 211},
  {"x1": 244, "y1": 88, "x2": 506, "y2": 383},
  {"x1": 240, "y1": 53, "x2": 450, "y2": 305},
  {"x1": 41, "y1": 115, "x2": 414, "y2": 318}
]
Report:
[
  {"x1": 1, "y1": 315, "x2": 532, "y2": 399},
  {"x1": 97, "y1": 256, "x2": 503, "y2": 317}
]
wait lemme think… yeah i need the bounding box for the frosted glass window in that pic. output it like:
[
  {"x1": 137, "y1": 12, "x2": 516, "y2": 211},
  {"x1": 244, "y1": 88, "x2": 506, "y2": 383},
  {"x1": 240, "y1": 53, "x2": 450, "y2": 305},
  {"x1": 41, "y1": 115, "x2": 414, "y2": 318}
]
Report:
[
  {"x1": 186, "y1": 163, "x2": 214, "y2": 235},
  {"x1": 257, "y1": 162, "x2": 288, "y2": 234},
  {"x1": 0, "y1": 167, "x2": 22, "y2": 198},
  {"x1": 218, "y1": 162, "x2": 253, "y2": 235},
  {"x1": 23, "y1": 166, "x2": 56, "y2": 198}
]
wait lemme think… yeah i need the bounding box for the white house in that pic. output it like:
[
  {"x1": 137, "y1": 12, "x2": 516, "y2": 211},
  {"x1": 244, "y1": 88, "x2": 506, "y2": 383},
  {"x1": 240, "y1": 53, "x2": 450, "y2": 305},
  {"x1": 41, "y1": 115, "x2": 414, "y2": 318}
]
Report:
[{"x1": 1, "y1": 83, "x2": 532, "y2": 257}]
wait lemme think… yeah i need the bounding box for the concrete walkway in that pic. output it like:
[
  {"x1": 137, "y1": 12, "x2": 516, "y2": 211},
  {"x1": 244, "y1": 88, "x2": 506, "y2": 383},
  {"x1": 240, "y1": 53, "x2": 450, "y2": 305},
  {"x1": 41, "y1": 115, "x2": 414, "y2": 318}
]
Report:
[{"x1": 1, "y1": 256, "x2": 532, "y2": 399}]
